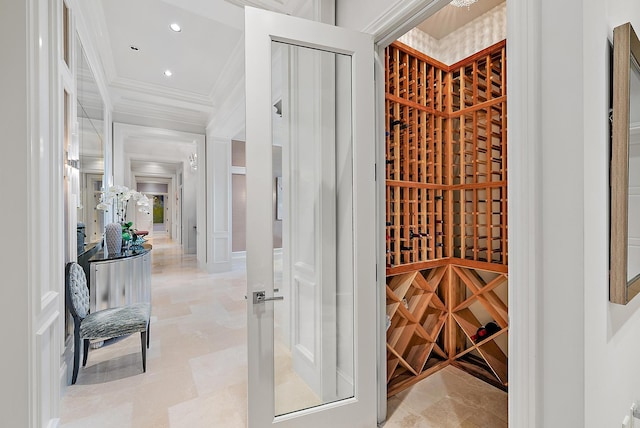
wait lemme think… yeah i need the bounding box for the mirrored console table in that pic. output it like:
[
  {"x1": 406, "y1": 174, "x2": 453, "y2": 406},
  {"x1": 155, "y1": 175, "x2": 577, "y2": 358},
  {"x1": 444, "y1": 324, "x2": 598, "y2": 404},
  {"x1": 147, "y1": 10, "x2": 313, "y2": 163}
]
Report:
[{"x1": 88, "y1": 244, "x2": 152, "y2": 312}]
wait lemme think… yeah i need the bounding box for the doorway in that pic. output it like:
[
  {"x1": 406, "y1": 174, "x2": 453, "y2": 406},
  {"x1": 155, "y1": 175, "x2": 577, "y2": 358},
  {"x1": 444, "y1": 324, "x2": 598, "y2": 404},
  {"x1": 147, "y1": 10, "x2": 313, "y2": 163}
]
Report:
[
  {"x1": 153, "y1": 195, "x2": 166, "y2": 232},
  {"x1": 136, "y1": 181, "x2": 171, "y2": 237},
  {"x1": 376, "y1": 1, "x2": 511, "y2": 426}
]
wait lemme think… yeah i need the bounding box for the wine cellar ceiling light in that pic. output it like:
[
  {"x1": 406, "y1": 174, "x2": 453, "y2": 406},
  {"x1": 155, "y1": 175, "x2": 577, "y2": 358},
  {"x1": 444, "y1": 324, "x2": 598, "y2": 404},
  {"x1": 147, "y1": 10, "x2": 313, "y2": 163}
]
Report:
[{"x1": 450, "y1": 0, "x2": 478, "y2": 7}]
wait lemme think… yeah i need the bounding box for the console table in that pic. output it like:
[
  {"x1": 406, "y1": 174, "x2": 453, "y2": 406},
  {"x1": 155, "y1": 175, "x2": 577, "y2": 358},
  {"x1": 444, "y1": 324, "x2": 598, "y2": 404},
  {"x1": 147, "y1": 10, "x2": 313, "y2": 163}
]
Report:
[{"x1": 88, "y1": 244, "x2": 152, "y2": 312}]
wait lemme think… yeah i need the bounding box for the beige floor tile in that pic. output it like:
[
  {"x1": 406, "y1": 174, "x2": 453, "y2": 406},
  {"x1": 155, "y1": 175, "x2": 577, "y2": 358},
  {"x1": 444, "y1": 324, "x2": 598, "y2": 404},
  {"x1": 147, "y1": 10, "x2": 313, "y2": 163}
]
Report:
[
  {"x1": 458, "y1": 411, "x2": 509, "y2": 428},
  {"x1": 61, "y1": 403, "x2": 134, "y2": 428},
  {"x1": 61, "y1": 237, "x2": 507, "y2": 428},
  {"x1": 168, "y1": 383, "x2": 247, "y2": 428}
]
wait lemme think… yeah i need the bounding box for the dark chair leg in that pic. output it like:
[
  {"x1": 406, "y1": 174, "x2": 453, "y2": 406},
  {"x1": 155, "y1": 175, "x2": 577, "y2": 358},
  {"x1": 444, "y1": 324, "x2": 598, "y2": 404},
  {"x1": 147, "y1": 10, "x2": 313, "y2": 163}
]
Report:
[
  {"x1": 82, "y1": 339, "x2": 90, "y2": 367},
  {"x1": 72, "y1": 321, "x2": 81, "y2": 384},
  {"x1": 140, "y1": 331, "x2": 147, "y2": 373},
  {"x1": 146, "y1": 322, "x2": 150, "y2": 348}
]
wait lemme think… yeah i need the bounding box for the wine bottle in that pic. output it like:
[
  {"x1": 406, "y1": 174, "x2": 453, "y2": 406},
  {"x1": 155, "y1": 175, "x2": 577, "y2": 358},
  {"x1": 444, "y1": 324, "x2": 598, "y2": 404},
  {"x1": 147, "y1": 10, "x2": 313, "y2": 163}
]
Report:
[
  {"x1": 471, "y1": 321, "x2": 500, "y2": 343},
  {"x1": 410, "y1": 230, "x2": 422, "y2": 239}
]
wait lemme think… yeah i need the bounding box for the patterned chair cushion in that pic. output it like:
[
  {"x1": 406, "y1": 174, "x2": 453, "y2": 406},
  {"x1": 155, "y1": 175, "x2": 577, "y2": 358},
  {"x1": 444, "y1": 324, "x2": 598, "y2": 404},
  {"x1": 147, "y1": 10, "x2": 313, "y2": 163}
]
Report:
[
  {"x1": 80, "y1": 302, "x2": 150, "y2": 340},
  {"x1": 67, "y1": 263, "x2": 90, "y2": 319}
]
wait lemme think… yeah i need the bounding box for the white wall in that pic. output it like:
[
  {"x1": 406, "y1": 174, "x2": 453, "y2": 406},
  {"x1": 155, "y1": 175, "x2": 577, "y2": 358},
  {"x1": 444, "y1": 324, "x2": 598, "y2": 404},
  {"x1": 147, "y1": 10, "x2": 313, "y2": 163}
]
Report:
[
  {"x1": 538, "y1": 0, "x2": 585, "y2": 424},
  {"x1": 206, "y1": 135, "x2": 232, "y2": 273},
  {"x1": 584, "y1": 2, "x2": 640, "y2": 427},
  {"x1": 0, "y1": 2, "x2": 30, "y2": 426},
  {"x1": 336, "y1": 0, "x2": 397, "y2": 33}
]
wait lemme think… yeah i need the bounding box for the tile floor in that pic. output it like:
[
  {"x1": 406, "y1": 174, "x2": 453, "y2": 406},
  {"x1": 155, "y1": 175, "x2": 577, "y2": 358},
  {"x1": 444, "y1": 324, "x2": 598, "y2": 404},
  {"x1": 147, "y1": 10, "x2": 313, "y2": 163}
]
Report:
[{"x1": 60, "y1": 237, "x2": 507, "y2": 427}]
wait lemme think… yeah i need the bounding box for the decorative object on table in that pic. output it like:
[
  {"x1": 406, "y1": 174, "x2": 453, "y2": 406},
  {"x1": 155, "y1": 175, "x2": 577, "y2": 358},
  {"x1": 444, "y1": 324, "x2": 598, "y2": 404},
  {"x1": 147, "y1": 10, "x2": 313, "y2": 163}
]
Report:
[
  {"x1": 105, "y1": 222, "x2": 122, "y2": 255},
  {"x1": 96, "y1": 185, "x2": 151, "y2": 223},
  {"x1": 97, "y1": 185, "x2": 151, "y2": 254},
  {"x1": 121, "y1": 221, "x2": 134, "y2": 250},
  {"x1": 131, "y1": 235, "x2": 146, "y2": 250}
]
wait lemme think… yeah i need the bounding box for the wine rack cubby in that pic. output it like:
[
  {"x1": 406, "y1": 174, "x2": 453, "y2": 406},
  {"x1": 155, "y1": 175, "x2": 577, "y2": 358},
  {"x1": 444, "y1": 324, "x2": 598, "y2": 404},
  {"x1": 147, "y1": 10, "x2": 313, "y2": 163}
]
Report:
[{"x1": 385, "y1": 40, "x2": 508, "y2": 395}]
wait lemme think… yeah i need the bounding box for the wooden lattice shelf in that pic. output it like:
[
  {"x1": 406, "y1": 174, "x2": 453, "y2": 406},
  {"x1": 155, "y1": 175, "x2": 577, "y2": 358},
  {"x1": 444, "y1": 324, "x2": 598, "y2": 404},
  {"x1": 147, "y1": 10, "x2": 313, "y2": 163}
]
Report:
[
  {"x1": 385, "y1": 41, "x2": 507, "y2": 273},
  {"x1": 385, "y1": 40, "x2": 508, "y2": 395},
  {"x1": 386, "y1": 264, "x2": 508, "y2": 396}
]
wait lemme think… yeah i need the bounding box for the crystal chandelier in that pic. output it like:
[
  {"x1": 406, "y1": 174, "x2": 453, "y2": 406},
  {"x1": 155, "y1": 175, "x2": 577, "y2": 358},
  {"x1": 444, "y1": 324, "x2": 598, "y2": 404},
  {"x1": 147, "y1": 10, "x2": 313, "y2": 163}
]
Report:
[{"x1": 450, "y1": 0, "x2": 478, "y2": 7}]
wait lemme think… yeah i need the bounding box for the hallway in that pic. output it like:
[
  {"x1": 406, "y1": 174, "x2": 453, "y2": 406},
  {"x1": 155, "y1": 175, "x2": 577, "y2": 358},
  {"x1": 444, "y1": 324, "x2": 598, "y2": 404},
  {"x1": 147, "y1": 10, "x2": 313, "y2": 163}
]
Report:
[
  {"x1": 60, "y1": 237, "x2": 248, "y2": 427},
  {"x1": 59, "y1": 238, "x2": 506, "y2": 427}
]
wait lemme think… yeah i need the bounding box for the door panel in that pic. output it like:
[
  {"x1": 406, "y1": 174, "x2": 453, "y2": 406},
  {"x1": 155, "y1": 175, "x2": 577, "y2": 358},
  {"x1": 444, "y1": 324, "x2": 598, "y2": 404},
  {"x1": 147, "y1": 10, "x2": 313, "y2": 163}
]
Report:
[
  {"x1": 273, "y1": 42, "x2": 351, "y2": 415},
  {"x1": 246, "y1": 7, "x2": 376, "y2": 428}
]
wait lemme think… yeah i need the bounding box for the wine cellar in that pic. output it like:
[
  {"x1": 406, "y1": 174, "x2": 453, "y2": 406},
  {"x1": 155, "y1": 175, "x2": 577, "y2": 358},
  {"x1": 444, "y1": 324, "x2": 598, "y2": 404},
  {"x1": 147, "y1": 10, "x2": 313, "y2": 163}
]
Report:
[{"x1": 385, "y1": 40, "x2": 508, "y2": 396}]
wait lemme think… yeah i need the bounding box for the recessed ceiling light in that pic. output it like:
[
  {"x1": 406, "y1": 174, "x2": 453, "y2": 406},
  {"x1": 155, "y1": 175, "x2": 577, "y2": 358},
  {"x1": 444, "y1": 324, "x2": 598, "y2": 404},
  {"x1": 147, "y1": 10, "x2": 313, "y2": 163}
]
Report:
[
  {"x1": 129, "y1": 45, "x2": 140, "y2": 51},
  {"x1": 164, "y1": 70, "x2": 173, "y2": 77},
  {"x1": 170, "y1": 23, "x2": 181, "y2": 32}
]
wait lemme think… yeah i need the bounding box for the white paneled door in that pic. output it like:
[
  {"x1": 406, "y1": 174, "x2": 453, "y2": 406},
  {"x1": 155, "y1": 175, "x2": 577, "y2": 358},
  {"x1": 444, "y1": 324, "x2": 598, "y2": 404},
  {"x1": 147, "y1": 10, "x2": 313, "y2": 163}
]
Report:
[{"x1": 245, "y1": 7, "x2": 376, "y2": 428}]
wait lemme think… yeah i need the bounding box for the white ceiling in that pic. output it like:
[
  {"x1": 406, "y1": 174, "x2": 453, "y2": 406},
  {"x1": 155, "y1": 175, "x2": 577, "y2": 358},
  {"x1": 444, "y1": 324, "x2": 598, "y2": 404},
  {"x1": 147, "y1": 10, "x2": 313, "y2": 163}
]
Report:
[
  {"x1": 101, "y1": 0, "x2": 243, "y2": 96},
  {"x1": 78, "y1": 0, "x2": 312, "y2": 137}
]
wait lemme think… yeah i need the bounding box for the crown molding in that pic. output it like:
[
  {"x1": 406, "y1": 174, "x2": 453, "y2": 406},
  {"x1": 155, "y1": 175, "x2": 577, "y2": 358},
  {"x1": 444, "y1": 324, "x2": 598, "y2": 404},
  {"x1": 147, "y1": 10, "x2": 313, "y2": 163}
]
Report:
[
  {"x1": 115, "y1": 97, "x2": 210, "y2": 127},
  {"x1": 71, "y1": 0, "x2": 114, "y2": 110},
  {"x1": 208, "y1": 35, "x2": 245, "y2": 101},
  {"x1": 363, "y1": 0, "x2": 451, "y2": 46},
  {"x1": 225, "y1": 0, "x2": 287, "y2": 13},
  {"x1": 72, "y1": 0, "x2": 118, "y2": 87},
  {"x1": 115, "y1": 122, "x2": 205, "y2": 145},
  {"x1": 206, "y1": 76, "x2": 245, "y2": 138},
  {"x1": 112, "y1": 77, "x2": 214, "y2": 107}
]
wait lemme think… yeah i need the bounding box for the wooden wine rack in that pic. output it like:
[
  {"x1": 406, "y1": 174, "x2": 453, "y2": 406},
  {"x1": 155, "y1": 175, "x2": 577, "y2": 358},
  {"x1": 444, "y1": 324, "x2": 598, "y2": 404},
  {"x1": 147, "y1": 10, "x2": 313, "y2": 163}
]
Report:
[{"x1": 385, "y1": 41, "x2": 508, "y2": 395}]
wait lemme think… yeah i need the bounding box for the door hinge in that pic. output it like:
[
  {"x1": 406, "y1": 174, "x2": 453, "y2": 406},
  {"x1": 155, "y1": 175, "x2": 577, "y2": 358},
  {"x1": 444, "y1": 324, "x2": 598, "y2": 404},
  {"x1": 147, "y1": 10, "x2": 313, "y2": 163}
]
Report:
[{"x1": 374, "y1": 163, "x2": 377, "y2": 180}]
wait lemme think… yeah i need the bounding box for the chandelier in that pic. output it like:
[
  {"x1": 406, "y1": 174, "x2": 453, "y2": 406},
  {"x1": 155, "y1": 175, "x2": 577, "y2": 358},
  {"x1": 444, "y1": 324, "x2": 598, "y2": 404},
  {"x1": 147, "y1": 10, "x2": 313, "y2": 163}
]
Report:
[{"x1": 450, "y1": 0, "x2": 478, "y2": 7}]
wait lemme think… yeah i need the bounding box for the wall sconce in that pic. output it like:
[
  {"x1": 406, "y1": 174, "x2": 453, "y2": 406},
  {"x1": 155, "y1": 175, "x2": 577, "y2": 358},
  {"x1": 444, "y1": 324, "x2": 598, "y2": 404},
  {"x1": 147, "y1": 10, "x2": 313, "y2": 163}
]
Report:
[
  {"x1": 67, "y1": 121, "x2": 80, "y2": 169},
  {"x1": 67, "y1": 158, "x2": 80, "y2": 169},
  {"x1": 189, "y1": 153, "x2": 197, "y2": 171}
]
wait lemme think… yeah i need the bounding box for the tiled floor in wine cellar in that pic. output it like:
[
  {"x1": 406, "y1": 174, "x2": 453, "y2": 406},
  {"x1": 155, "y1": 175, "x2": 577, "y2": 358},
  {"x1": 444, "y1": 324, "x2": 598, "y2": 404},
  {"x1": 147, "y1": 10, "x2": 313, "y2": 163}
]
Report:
[
  {"x1": 383, "y1": 366, "x2": 507, "y2": 428},
  {"x1": 60, "y1": 236, "x2": 507, "y2": 427}
]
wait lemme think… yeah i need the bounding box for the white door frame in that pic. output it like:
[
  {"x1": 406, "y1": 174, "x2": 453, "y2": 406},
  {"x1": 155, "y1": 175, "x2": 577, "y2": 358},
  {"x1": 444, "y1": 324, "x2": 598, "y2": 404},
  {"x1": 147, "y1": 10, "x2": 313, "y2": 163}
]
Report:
[{"x1": 365, "y1": 1, "x2": 541, "y2": 426}]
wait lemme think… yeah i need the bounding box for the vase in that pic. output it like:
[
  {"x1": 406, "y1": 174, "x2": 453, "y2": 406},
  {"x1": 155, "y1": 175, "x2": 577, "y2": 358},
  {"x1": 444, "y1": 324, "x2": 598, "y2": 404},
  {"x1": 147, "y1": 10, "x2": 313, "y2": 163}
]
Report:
[{"x1": 105, "y1": 223, "x2": 122, "y2": 255}]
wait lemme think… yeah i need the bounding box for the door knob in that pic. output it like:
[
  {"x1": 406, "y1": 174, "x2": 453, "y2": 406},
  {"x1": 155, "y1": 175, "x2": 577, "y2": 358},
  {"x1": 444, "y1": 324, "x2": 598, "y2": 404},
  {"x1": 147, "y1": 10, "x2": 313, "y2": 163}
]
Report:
[{"x1": 252, "y1": 291, "x2": 284, "y2": 304}]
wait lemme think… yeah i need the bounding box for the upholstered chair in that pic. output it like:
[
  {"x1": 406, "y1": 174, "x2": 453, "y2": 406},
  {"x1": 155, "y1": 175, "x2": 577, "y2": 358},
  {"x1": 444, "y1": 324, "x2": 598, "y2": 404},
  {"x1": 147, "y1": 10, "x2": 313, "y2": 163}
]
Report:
[{"x1": 65, "y1": 262, "x2": 151, "y2": 384}]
